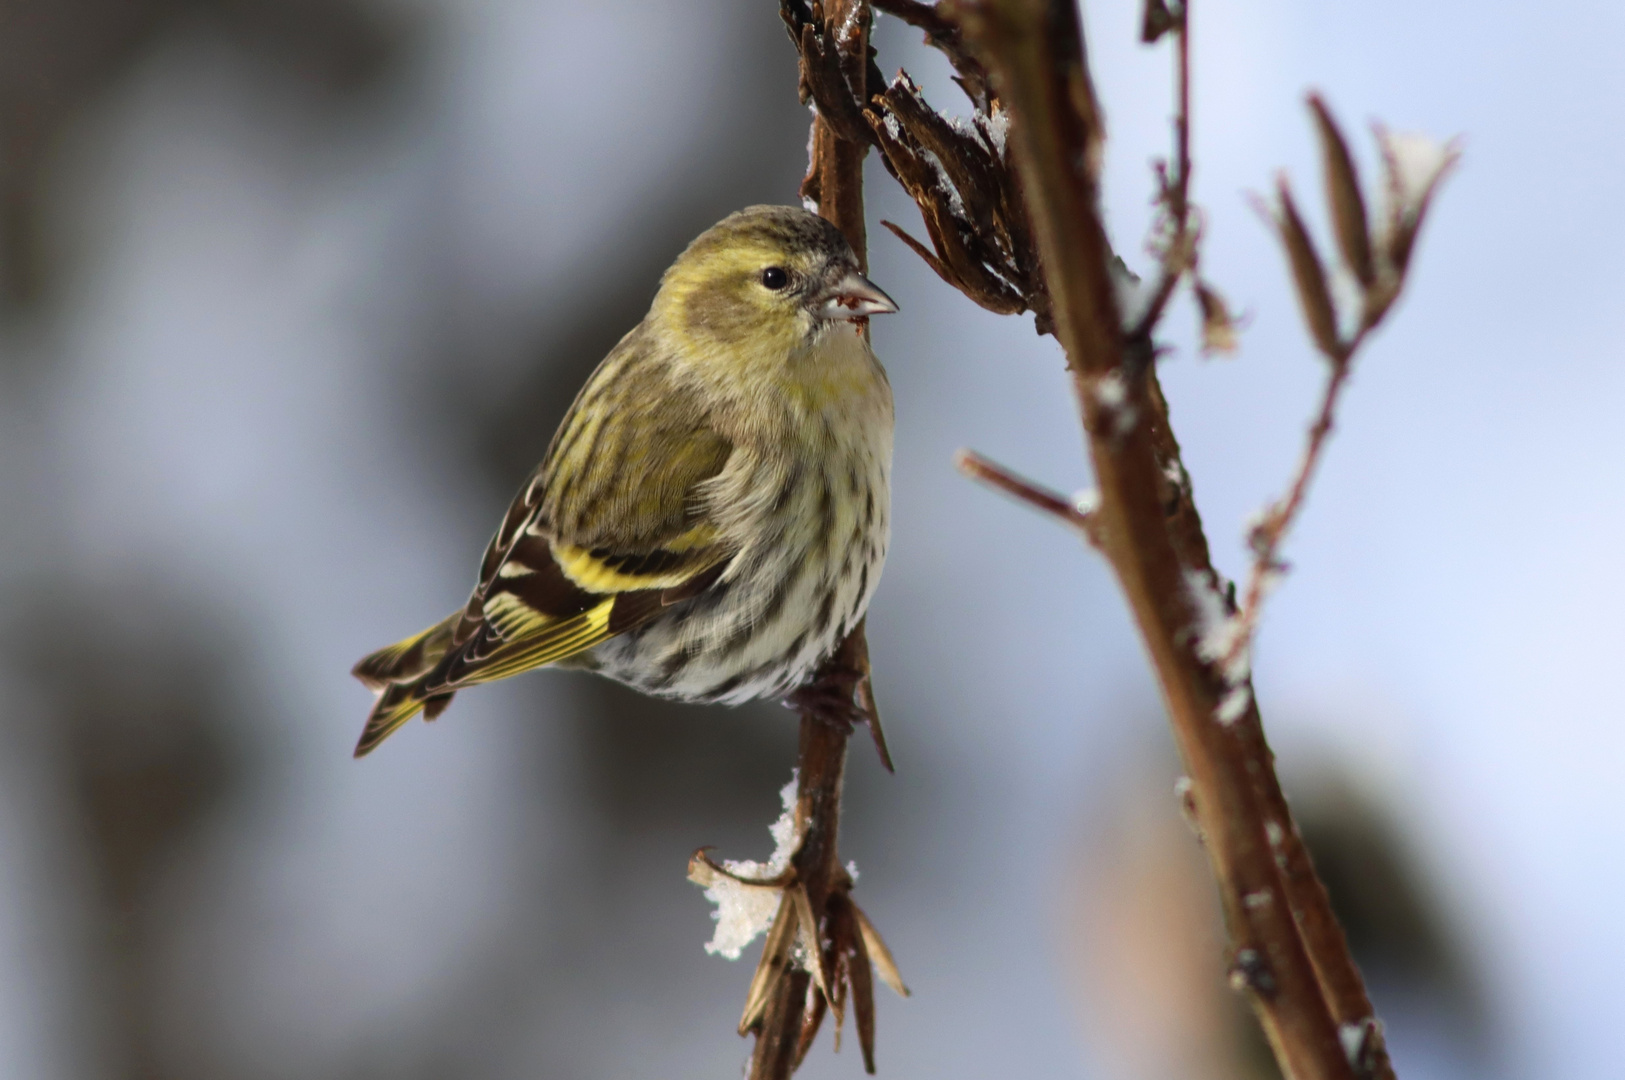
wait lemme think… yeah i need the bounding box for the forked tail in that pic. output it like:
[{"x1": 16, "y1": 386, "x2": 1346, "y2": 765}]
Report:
[{"x1": 351, "y1": 614, "x2": 459, "y2": 757}]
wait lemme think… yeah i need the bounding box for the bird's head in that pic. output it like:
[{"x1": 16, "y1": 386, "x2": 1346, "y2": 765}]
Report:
[{"x1": 654, "y1": 205, "x2": 897, "y2": 358}]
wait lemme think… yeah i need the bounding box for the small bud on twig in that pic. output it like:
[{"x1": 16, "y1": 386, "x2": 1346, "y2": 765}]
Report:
[
  {"x1": 1140, "y1": 0, "x2": 1179, "y2": 43},
  {"x1": 1195, "y1": 279, "x2": 1240, "y2": 355}
]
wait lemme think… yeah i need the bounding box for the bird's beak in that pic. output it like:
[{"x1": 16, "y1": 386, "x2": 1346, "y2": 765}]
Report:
[{"x1": 816, "y1": 271, "x2": 899, "y2": 320}]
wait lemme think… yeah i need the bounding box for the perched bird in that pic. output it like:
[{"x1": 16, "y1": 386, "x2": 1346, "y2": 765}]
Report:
[{"x1": 351, "y1": 205, "x2": 897, "y2": 757}]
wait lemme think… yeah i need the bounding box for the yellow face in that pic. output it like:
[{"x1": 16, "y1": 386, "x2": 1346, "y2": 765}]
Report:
[{"x1": 653, "y1": 206, "x2": 896, "y2": 361}]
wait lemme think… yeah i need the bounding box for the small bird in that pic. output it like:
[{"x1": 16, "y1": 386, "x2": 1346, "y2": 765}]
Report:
[{"x1": 351, "y1": 205, "x2": 897, "y2": 757}]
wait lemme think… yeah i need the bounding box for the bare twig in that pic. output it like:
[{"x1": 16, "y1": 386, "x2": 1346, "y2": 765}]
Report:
[
  {"x1": 1223, "y1": 352, "x2": 1352, "y2": 674},
  {"x1": 953, "y1": 448, "x2": 1098, "y2": 542},
  {"x1": 1128, "y1": 0, "x2": 1196, "y2": 339}
]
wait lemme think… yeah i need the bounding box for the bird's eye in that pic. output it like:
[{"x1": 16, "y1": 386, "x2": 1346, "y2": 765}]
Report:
[{"x1": 759, "y1": 266, "x2": 790, "y2": 290}]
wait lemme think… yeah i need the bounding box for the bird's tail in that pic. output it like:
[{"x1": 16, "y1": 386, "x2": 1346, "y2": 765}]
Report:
[{"x1": 351, "y1": 614, "x2": 460, "y2": 757}]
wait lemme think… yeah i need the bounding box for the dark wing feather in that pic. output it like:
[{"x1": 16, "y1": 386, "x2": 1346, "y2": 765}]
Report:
[{"x1": 352, "y1": 331, "x2": 739, "y2": 756}]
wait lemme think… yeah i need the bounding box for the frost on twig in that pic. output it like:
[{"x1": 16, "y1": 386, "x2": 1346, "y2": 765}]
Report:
[{"x1": 1184, "y1": 568, "x2": 1255, "y2": 725}]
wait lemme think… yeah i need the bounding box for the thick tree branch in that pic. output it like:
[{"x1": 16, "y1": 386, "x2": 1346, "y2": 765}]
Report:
[{"x1": 952, "y1": 2, "x2": 1358, "y2": 1078}]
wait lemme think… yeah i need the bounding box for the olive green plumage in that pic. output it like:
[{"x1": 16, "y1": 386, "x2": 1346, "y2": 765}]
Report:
[{"x1": 351, "y1": 205, "x2": 897, "y2": 756}]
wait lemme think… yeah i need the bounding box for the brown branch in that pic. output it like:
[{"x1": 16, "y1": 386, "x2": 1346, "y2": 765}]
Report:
[
  {"x1": 953, "y1": 448, "x2": 1098, "y2": 542},
  {"x1": 1136, "y1": 362, "x2": 1392, "y2": 1080},
  {"x1": 742, "y1": 3, "x2": 902, "y2": 1077},
  {"x1": 952, "y1": 3, "x2": 1359, "y2": 1078}
]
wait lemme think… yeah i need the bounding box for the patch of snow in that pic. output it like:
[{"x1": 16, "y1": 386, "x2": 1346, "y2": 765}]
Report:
[
  {"x1": 1093, "y1": 369, "x2": 1138, "y2": 432},
  {"x1": 1339, "y1": 1019, "x2": 1376, "y2": 1065},
  {"x1": 919, "y1": 146, "x2": 967, "y2": 221},
  {"x1": 1095, "y1": 371, "x2": 1127, "y2": 409},
  {"x1": 978, "y1": 105, "x2": 1011, "y2": 158},
  {"x1": 1186, "y1": 569, "x2": 1247, "y2": 679},
  {"x1": 836, "y1": 1, "x2": 864, "y2": 44},
  {"x1": 1110, "y1": 260, "x2": 1155, "y2": 332},
  {"x1": 1185, "y1": 570, "x2": 1256, "y2": 723},
  {"x1": 1072, "y1": 488, "x2": 1100, "y2": 516},
  {"x1": 1328, "y1": 263, "x2": 1364, "y2": 341},
  {"x1": 1216, "y1": 685, "x2": 1252, "y2": 725},
  {"x1": 695, "y1": 773, "x2": 801, "y2": 960}
]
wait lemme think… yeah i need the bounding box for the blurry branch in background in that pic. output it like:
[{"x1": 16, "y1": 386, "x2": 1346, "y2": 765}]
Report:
[
  {"x1": 691, "y1": 3, "x2": 906, "y2": 1078},
  {"x1": 790, "y1": 0, "x2": 1454, "y2": 1077}
]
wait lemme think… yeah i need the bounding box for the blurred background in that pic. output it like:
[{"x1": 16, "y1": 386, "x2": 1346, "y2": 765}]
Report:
[{"x1": 0, "y1": 0, "x2": 1616, "y2": 1077}]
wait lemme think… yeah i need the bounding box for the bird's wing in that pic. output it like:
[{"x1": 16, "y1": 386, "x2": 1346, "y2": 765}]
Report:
[{"x1": 421, "y1": 346, "x2": 737, "y2": 695}]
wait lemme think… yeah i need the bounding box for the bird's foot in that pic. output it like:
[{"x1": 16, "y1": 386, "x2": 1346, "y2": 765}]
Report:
[{"x1": 784, "y1": 655, "x2": 895, "y2": 773}]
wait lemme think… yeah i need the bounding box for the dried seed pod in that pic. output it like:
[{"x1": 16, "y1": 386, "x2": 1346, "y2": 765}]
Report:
[
  {"x1": 1308, "y1": 94, "x2": 1374, "y2": 289},
  {"x1": 1274, "y1": 178, "x2": 1342, "y2": 361},
  {"x1": 790, "y1": 987, "x2": 827, "y2": 1070},
  {"x1": 841, "y1": 899, "x2": 879, "y2": 1073},
  {"x1": 853, "y1": 902, "x2": 910, "y2": 998},
  {"x1": 790, "y1": 884, "x2": 835, "y2": 1006},
  {"x1": 739, "y1": 890, "x2": 800, "y2": 1035}
]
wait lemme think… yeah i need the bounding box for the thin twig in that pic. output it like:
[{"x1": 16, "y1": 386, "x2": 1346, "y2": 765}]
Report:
[
  {"x1": 953, "y1": 448, "x2": 1098, "y2": 541},
  {"x1": 1129, "y1": 3, "x2": 1195, "y2": 340},
  {"x1": 1222, "y1": 351, "x2": 1352, "y2": 674},
  {"x1": 1172, "y1": 6, "x2": 1190, "y2": 222}
]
